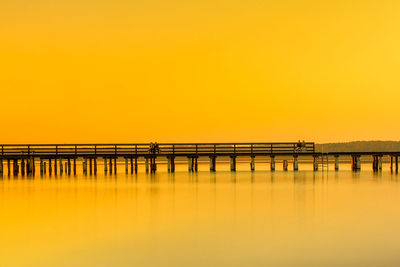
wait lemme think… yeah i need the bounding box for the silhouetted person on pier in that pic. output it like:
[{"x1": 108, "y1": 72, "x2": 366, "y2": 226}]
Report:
[
  {"x1": 149, "y1": 142, "x2": 154, "y2": 154},
  {"x1": 296, "y1": 140, "x2": 302, "y2": 152},
  {"x1": 149, "y1": 142, "x2": 160, "y2": 154},
  {"x1": 154, "y1": 142, "x2": 160, "y2": 154}
]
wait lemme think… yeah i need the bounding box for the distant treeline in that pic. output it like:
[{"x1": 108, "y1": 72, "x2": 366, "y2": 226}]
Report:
[{"x1": 316, "y1": 141, "x2": 400, "y2": 152}]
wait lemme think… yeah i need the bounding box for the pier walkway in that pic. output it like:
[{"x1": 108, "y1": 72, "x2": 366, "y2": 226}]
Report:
[{"x1": 0, "y1": 142, "x2": 399, "y2": 175}]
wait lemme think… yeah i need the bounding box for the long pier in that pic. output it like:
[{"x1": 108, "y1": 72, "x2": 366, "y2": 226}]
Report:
[{"x1": 0, "y1": 142, "x2": 399, "y2": 175}]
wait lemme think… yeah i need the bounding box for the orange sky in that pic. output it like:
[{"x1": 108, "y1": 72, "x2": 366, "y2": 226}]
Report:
[{"x1": 1, "y1": 0, "x2": 400, "y2": 143}]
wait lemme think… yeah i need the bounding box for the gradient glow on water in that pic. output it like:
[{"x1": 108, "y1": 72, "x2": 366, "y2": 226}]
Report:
[{"x1": 1, "y1": 162, "x2": 400, "y2": 266}]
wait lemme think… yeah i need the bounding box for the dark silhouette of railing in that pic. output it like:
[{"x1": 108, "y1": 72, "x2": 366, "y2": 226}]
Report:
[{"x1": 0, "y1": 142, "x2": 315, "y2": 158}]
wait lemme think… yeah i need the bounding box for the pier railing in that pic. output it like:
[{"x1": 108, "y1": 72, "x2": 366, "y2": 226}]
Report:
[{"x1": 0, "y1": 142, "x2": 315, "y2": 157}]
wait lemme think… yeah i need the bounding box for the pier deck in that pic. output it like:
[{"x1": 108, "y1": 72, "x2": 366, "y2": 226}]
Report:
[{"x1": 0, "y1": 142, "x2": 399, "y2": 175}]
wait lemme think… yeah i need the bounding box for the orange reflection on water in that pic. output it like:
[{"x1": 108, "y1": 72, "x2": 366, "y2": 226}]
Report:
[{"x1": 1, "y1": 164, "x2": 400, "y2": 266}]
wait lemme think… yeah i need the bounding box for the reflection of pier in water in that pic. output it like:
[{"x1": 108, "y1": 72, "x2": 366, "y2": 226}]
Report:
[{"x1": 0, "y1": 142, "x2": 399, "y2": 176}]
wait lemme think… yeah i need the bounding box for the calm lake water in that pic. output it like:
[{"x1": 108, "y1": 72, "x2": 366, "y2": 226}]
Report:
[{"x1": 1, "y1": 162, "x2": 400, "y2": 266}]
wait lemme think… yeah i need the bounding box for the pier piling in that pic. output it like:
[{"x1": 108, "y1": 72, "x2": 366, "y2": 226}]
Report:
[
  {"x1": 83, "y1": 158, "x2": 87, "y2": 174},
  {"x1": 168, "y1": 157, "x2": 175, "y2": 173},
  {"x1": 372, "y1": 155, "x2": 382, "y2": 172},
  {"x1": 59, "y1": 159, "x2": 63, "y2": 175},
  {"x1": 40, "y1": 159, "x2": 44, "y2": 175},
  {"x1": 67, "y1": 159, "x2": 71, "y2": 175},
  {"x1": 313, "y1": 156, "x2": 318, "y2": 171},
  {"x1": 293, "y1": 156, "x2": 298, "y2": 171},
  {"x1": 125, "y1": 158, "x2": 128, "y2": 174},
  {"x1": 250, "y1": 156, "x2": 255, "y2": 171},
  {"x1": 230, "y1": 156, "x2": 236, "y2": 171},
  {"x1": 270, "y1": 156, "x2": 275, "y2": 171},
  {"x1": 188, "y1": 157, "x2": 193, "y2": 172},
  {"x1": 54, "y1": 158, "x2": 58, "y2": 175},
  {"x1": 334, "y1": 155, "x2": 339, "y2": 171},
  {"x1": 49, "y1": 159, "x2": 52, "y2": 175},
  {"x1": 351, "y1": 155, "x2": 361, "y2": 171},
  {"x1": 104, "y1": 158, "x2": 107, "y2": 173},
  {"x1": 209, "y1": 156, "x2": 216, "y2": 172},
  {"x1": 13, "y1": 159, "x2": 19, "y2": 176},
  {"x1": 21, "y1": 159, "x2": 25, "y2": 176},
  {"x1": 283, "y1": 160, "x2": 288, "y2": 171}
]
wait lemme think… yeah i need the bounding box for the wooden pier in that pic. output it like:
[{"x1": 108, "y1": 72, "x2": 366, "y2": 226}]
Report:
[{"x1": 0, "y1": 142, "x2": 399, "y2": 175}]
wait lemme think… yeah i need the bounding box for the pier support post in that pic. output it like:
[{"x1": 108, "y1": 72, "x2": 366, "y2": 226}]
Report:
[
  {"x1": 73, "y1": 158, "x2": 76, "y2": 175},
  {"x1": 283, "y1": 160, "x2": 288, "y2": 171},
  {"x1": 390, "y1": 156, "x2": 393, "y2": 171},
  {"x1": 125, "y1": 158, "x2": 129, "y2": 174},
  {"x1": 0, "y1": 159, "x2": 2, "y2": 175},
  {"x1": 151, "y1": 157, "x2": 157, "y2": 172},
  {"x1": 372, "y1": 156, "x2": 378, "y2": 172},
  {"x1": 109, "y1": 158, "x2": 112, "y2": 174},
  {"x1": 145, "y1": 158, "x2": 149, "y2": 173},
  {"x1": 13, "y1": 159, "x2": 19, "y2": 176},
  {"x1": 89, "y1": 158, "x2": 93, "y2": 175},
  {"x1": 30, "y1": 157, "x2": 35, "y2": 175},
  {"x1": 188, "y1": 157, "x2": 193, "y2": 172},
  {"x1": 250, "y1": 156, "x2": 255, "y2": 171},
  {"x1": 293, "y1": 156, "x2": 298, "y2": 171},
  {"x1": 7, "y1": 159, "x2": 10, "y2": 176},
  {"x1": 135, "y1": 158, "x2": 138, "y2": 173},
  {"x1": 396, "y1": 156, "x2": 399, "y2": 172},
  {"x1": 49, "y1": 159, "x2": 52, "y2": 175},
  {"x1": 44, "y1": 162, "x2": 47, "y2": 174},
  {"x1": 54, "y1": 158, "x2": 58, "y2": 175},
  {"x1": 270, "y1": 156, "x2": 275, "y2": 171},
  {"x1": 83, "y1": 158, "x2": 87, "y2": 174},
  {"x1": 67, "y1": 159, "x2": 71, "y2": 175},
  {"x1": 209, "y1": 156, "x2": 216, "y2": 172},
  {"x1": 114, "y1": 158, "x2": 117, "y2": 174},
  {"x1": 40, "y1": 159, "x2": 44, "y2": 175},
  {"x1": 372, "y1": 155, "x2": 382, "y2": 172},
  {"x1": 21, "y1": 159, "x2": 25, "y2": 176},
  {"x1": 313, "y1": 156, "x2": 319, "y2": 171},
  {"x1": 59, "y1": 159, "x2": 63, "y2": 175},
  {"x1": 93, "y1": 158, "x2": 97, "y2": 175},
  {"x1": 14, "y1": 159, "x2": 19, "y2": 175},
  {"x1": 351, "y1": 155, "x2": 361, "y2": 171},
  {"x1": 194, "y1": 157, "x2": 198, "y2": 172},
  {"x1": 32, "y1": 157, "x2": 35, "y2": 174},
  {"x1": 104, "y1": 158, "x2": 107, "y2": 173},
  {"x1": 230, "y1": 156, "x2": 236, "y2": 171},
  {"x1": 334, "y1": 155, "x2": 339, "y2": 171},
  {"x1": 130, "y1": 158, "x2": 134, "y2": 174},
  {"x1": 168, "y1": 156, "x2": 175, "y2": 173}
]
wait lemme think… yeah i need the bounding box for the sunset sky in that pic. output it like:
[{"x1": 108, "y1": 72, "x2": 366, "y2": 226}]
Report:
[{"x1": 1, "y1": 0, "x2": 400, "y2": 143}]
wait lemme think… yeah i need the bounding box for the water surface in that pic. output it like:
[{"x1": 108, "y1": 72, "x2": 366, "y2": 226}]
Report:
[{"x1": 1, "y1": 163, "x2": 400, "y2": 266}]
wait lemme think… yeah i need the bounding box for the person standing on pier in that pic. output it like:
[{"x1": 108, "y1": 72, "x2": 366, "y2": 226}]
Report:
[{"x1": 154, "y1": 142, "x2": 160, "y2": 154}]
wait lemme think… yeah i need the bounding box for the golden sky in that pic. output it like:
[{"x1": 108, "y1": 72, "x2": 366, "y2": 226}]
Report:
[{"x1": 1, "y1": 0, "x2": 400, "y2": 143}]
